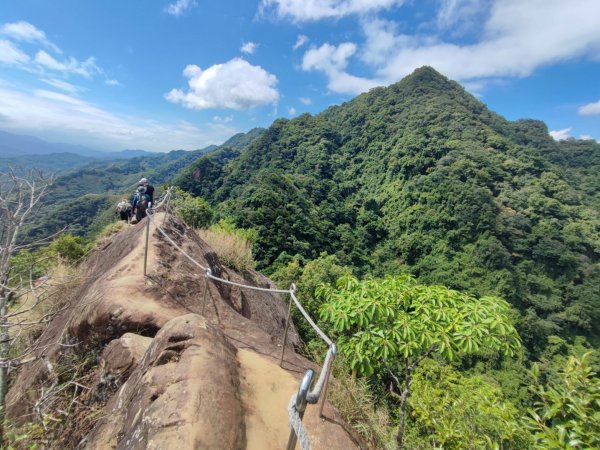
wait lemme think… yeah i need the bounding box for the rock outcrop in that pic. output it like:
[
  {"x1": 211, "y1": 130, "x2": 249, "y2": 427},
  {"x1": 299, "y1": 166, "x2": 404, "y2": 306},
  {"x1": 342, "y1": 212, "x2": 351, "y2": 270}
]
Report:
[{"x1": 6, "y1": 213, "x2": 361, "y2": 449}]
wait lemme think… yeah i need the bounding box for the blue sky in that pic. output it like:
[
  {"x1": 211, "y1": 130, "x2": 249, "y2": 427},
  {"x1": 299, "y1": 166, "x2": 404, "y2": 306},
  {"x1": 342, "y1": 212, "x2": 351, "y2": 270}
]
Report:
[{"x1": 0, "y1": 0, "x2": 599, "y2": 151}]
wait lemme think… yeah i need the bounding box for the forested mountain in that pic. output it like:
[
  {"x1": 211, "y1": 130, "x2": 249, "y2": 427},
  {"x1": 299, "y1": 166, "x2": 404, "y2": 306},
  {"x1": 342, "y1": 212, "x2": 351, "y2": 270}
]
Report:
[
  {"x1": 23, "y1": 129, "x2": 264, "y2": 241},
  {"x1": 0, "y1": 152, "x2": 96, "y2": 174},
  {"x1": 175, "y1": 67, "x2": 600, "y2": 355},
  {"x1": 23, "y1": 148, "x2": 209, "y2": 240}
]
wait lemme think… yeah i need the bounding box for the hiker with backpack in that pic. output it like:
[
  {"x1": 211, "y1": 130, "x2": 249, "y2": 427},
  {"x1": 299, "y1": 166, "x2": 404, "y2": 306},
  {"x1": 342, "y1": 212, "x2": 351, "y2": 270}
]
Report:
[
  {"x1": 131, "y1": 185, "x2": 150, "y2": 223},
  {"x1": 116, "y1": 199, "x2": 132, "y2": 223},
  {"x1": 139, "y1": 177, "x2": 154, "y2": 208}
]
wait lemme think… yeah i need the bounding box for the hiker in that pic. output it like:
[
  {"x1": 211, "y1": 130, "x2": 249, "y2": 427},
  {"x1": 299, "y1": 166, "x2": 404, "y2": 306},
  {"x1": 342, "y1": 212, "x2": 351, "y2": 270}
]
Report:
[
  {"x1": 139, "y1": 177, "x2": 154, "y2": 207},
  {"x1": 131, "y1": 185, "x2": 150, "y2": 222},
  {"x1": 116, "y1": 199, "x2": 131, "y2": 223}
]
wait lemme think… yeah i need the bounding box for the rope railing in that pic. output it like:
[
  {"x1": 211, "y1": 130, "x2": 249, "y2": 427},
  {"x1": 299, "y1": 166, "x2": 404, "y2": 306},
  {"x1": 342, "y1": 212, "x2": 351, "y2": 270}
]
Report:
[{"x1": 142, "y1": 187, "x2": 336, "y2": 450}]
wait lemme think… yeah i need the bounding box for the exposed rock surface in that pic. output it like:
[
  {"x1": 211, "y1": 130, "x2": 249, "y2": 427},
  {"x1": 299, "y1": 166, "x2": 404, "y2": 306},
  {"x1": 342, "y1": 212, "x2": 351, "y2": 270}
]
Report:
[
  {"x1": 82, "y1": 314, "x2": 245, "y2": 450},
  {"x1": 6, "y1": 213, "x2": 361, "y2": 449}
]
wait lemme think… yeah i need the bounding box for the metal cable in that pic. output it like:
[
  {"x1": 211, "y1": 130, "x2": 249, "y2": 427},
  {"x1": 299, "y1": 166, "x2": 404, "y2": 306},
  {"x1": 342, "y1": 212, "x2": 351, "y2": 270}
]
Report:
[
  {"x1": 205, "y1": 271, "x2": 291, "y2": 294},
  {"x1": 288, "y1": 394, "x2": 311, "y2": 450},
  {"x1": 290, "y1": 291, "x2": 333, "y2": 347},
  {"x1": 146, "y1": 208, "x2": 208, "y2": 272},
  {"x1": 306, "y1": 345, "x2": 335, "y2": 403}
]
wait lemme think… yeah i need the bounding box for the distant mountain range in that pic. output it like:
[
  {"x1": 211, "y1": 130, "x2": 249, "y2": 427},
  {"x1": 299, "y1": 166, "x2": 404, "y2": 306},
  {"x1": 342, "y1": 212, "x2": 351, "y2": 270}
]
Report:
[{"x1": 0, "y1": 129, "x2": 155, "y2": 159}]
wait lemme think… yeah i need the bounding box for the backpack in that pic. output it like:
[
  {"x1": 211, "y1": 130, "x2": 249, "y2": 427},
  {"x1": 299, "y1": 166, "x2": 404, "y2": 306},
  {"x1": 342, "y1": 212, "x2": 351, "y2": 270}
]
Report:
[{"x1": 136, "y1": 193, "x2": 148, "y2": 211}]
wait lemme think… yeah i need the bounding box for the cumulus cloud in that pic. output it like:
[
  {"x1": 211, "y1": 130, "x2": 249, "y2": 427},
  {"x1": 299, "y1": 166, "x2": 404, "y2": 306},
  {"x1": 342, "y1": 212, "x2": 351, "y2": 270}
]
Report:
[
  {"x1": 579, "y1": 134, "x2": 594, "y2": 140},
  {"x1": 302, "y1": 42, "x2": 378, "y2": 94},
  {"x1": 259, "y1": 0, "x2": 404, "y2": 22},
  {"x1": 105, "y1": 79, "x2": 120, "y2": 86},
  {"x1": 293, "y1": 34, "x2": 309, "y2": 50},
  {"x1": 578, "y1": 99, "x2": 600, "y2": 116},
  {"x1": 301, "y1": 0, "x2": 600, "y2": 95},
  {"x1": 0, "y1": 86, "x2": 235, "y2": 151},
  {"x1": 0, "y1": 21, "x2": 61, "y2": 53},
  {"x1": 165, "y1": 0, "x2": 197, "y2": 16},
  {"x1": 166, "y1": 58, "x2": 279, "y2": 110},
  {"x1": 241, "y1": 41, "x2": 258, "y2": 55},
  {"x1": 549, "y1": 128, "x2": 572, "y2": 141},
  {"x1": 299, "y1": 96, "x2": 312, "y2": 105},
  {"x1": 287, "y1": 106, "x2": 296, "y2": 116},
  {"x1": 0, "y1": 39, "x2": 30, "y2": 65}
]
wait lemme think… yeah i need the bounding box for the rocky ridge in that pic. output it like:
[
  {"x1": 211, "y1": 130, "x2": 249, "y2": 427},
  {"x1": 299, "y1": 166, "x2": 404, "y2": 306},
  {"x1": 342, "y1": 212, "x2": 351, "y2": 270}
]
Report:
[{"x1": 7, "y1": 213, "x2": 360, "y2": 449}]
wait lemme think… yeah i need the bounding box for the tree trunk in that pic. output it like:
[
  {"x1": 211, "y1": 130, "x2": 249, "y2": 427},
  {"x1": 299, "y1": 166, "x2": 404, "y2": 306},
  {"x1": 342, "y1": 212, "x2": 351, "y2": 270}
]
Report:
[
  {"x1": 0, "y1": 294, "x2": 9, "y2": 444},
  {"x1": 396, "y1": 359, "x2": 412, "y2": 450}
]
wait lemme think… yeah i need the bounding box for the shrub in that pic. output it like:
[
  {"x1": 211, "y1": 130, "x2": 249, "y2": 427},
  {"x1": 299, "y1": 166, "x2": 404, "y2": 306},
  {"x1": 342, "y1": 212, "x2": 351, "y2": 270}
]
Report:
[
  {"x1": 197, "y1": 220, "x2": 256, "y2": 272},
  {"x1": 170, "y1": 189, "x2": 212, "y2": 229}
]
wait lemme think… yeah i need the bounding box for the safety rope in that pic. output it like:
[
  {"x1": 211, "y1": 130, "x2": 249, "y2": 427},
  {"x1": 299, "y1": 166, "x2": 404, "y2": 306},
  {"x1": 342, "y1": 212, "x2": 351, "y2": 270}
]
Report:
[
  {"x1": 288, "y1": 393, "x2": 312, "y2": 450},
  {"x1": 205, "y1": 271, "x2": 291, "y2": 294},
  {"x1": 146, "y1": 188, "x2": 337, "y2": 450}
]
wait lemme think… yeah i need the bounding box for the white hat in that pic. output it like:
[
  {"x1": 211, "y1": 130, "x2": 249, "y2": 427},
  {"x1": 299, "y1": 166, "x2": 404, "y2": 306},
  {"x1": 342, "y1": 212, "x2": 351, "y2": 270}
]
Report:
[{"x1": 139, "y1": 177, "x2": 148, "y2": 184}]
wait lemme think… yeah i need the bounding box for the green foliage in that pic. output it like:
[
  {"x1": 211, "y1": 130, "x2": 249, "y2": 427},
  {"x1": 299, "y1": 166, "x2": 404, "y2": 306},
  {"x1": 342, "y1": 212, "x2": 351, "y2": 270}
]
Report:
[
  {"x1": 406, "y1": 360, "x2": 532, "y2": 449},
  {"x1": 270, "y1": 252, "x2": 352, "y2": 342},
  {"x1": 318, "y1": 274, "x2": 521, "y2": 376},
  {"x1": 170, "y1": 188, "x2": 213, "y2": 229},
  {"x1": 9, "y1": 234, "x2": 87, "y2": 288},
  {"x1": 527, "y1": 354, "x2": 600, "y2": 449},
  {"x1": 9, "y1": 250, "x2": 51, "y2": 285},
  {"x1": 47, "y1": 234, "x2": 88, "y2": 264},
  {"x1": 211, "y1": 218, "x2": 258, "y2": 243}
]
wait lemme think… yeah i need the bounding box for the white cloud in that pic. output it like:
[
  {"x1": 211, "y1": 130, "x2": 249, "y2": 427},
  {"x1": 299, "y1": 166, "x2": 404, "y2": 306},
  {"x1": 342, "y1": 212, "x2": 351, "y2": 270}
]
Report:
[
  {"x1": 165, "y1": 0, "x2": 197, "y2": 16},
  {"x1": 549, "y1": 128, "x2": 572, "y2": 141},
  {"x1": 301, "y1": 0, "x2": 600, "y2": 94},
  {"x1": 213, "y1": 115, "x2": 233, "y2": 123},
  {"x1": 578, "y1": 99, "x2": 600, "y2": 116},
  {"x1": 299, "y1": 96, "x2": 312, "y2": 105},
  {"x1": 579, "y1": 134, "x2": 594, "y2": 140},
  {"x1": 0, "y1": 39, "x2": 30, "y2": 65},
  {"x1": 287, "y1": 106, "x2": 296, "y2": 116},
  {"x1": 105, "y1": 79, "x2": 120, "y2": 86},
  {"x1": 241, "y1": 41, "x2": 258, "y2": 55},
  {"x1": 40, "y1": 78, "x2": 81, "y2": 94},
  {"x1": 293, "y1": 34, "x2": 309, "y2": 50},
  {"x1": 166, "y1": 58, "x2": 279, "y2": 110},
  {"x1": 34, "y1": 50, "x2": 101, "y2": 78},
  {"x1": 0, "y1": 86, "x2": 235, "y2": 151},
  {"x1": 0, "y1": 21, "x2": 61, "y2": 53},
  {"x1": 436, "y1": 0, "x2": 489, "y2": 32},
  {"x1": 259, "y1": 0, "x2": 404, "y2": 22},
  {"x1": 302, "y1": 42, "x2": 378, "y2": 94}
]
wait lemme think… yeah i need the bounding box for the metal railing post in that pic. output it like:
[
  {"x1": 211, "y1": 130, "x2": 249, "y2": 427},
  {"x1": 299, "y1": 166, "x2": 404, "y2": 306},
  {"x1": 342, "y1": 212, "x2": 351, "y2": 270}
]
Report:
[
  {"x1": 286, "y1": 369, "x2": 314, "y2": 450},
  {"x1": 280, "y1": 284, "x2": 295, "y2": 367},
  {"x1": 318, "y1": 344, "x2": 337, "y2": 418},
  {"x1": 143, "y1": 213, "x2": 151, "y2": 277}
]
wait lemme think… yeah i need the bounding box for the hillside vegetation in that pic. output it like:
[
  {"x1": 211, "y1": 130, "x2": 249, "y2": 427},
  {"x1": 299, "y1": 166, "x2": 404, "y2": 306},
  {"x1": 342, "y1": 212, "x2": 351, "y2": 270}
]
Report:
[{"x1": 175, "y1": 67, "x2": 600, "y2": 357}]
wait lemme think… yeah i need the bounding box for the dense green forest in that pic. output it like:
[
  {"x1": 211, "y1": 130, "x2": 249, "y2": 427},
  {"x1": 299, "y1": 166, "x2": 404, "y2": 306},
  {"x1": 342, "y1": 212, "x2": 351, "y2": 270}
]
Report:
[
  {"x1": 175, "y1": 67, "x2": 600, "y2": 356},
  {"x1": 170, "y1": 67, "x2": 600, "y2": 447}
]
